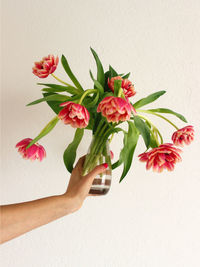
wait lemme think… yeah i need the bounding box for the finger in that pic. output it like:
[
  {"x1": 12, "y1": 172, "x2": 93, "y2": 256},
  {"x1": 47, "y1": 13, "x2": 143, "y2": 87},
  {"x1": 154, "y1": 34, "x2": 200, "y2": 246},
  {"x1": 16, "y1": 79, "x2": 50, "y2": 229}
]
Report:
[
  {"x1": 83, "y1": 163, "x2": 108, "y2": 187},
  {"x1": 75, "y1": 155, "x2": 86, "y2": 168}
]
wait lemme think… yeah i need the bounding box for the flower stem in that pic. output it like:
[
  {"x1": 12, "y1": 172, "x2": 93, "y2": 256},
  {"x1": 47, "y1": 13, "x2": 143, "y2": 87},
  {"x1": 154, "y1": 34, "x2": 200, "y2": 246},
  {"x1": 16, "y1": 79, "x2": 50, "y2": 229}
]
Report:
[
  {"x1": 137, "y1": 109, "x2": 179, "y2": 130},
  {"x1": 109, "y1": 133, "x2": 114, "y2": 144},
  {"x1": 117, "y1": 87, "x2": 125, "y2": 99},
  {"x1": 51, "y1": 73, "x2": 73, "y2": 87},
  {"x1": 26, "y1": 116, "x2": 59, "y2": 149},
  {"x1": 78, "y1": 89, "x2": 97, "y2": 105},
  {"x1": 136, "y1": 114, "x2": 163, "y2": 145}
]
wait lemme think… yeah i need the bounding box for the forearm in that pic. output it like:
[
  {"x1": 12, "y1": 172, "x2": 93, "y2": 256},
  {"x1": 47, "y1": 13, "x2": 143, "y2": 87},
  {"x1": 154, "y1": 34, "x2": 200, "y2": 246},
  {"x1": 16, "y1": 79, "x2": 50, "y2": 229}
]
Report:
[{"x1": 0, "y1": 194, "x2": 77, "y2": 244}]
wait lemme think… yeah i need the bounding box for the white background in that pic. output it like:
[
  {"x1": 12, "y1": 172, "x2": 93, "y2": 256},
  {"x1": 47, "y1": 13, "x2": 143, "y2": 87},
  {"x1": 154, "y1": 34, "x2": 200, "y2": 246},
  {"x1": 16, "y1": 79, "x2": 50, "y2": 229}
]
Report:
[{"x1": 1, "y1": 0, "x2": 200, "y2": 266}]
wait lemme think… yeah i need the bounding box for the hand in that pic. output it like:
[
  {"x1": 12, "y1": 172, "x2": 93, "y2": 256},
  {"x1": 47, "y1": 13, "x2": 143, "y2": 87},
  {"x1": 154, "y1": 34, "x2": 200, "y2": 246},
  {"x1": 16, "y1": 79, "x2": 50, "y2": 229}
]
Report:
[{"x1": 64, "y1": 156, "x2": 108, "y2": 212}]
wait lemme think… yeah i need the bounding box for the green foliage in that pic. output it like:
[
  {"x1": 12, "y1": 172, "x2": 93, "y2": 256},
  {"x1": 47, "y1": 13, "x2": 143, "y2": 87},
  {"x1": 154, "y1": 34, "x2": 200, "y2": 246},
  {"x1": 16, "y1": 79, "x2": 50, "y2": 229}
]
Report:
[
  {"x1": 149, "y1": 132, "x2": 159, "y2": 148},
  {"x1": 84, "y1": 92, "x2": 99, "y2": 108},
  {"x1": 133, "y1": 91, "x2": 166, "y2": 109},
  {"x1": 109, "y1": 65, "x2": 118, "y2": 77},
  {"x1": 26, "y1": 116, "x2": 59, "y2": 148},
  {"x1": 63, "y1": 129, "x2": 84, "y2": 173},
  {"x1": 39, "y1": 83, "x2": 81, "y2": 95},
  {"x1": 147, "y1": 108, "x2": 187, "y2": 122},
  {"x1": 133, "y1": 116, "x2": 150, "y2": 149},
  {"x1": 119, "y1": 121, "x2": 139, "y2": 182},
  {"x1": 61, "y1": 55, "x2": 84, "y2": 91},
  {"x1": 112, "y1": 121, "x2": 139, "y2": 183},
  {"x1": 93, "y1": 80, "x2": 104, "y2": 95},
  {"x1": 27, "y1": 94, "x2": 70, "y2": 106},
  {"x1": 114, "y1": 79, "x2": 122, "y2": 97},
  {"x1": 89, "y1": 69, "x2": 104, "y2": 95},
  {"x1": 122, "y1": 73, "x2": 130, "y2": 79},
  {"x1": 42, "y1": 93, "x2": 63, "y2": 114},
  {"x1": 90, "y1": 47, "x2": 105, "y2": 87}
]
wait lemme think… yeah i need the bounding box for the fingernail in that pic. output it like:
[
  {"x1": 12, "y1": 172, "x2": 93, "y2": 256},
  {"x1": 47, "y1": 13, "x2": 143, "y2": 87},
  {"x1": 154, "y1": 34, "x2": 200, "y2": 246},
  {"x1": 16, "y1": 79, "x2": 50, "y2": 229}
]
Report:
[{"x1": 103, "y1": 163, "x2": 108, "y2": 169}]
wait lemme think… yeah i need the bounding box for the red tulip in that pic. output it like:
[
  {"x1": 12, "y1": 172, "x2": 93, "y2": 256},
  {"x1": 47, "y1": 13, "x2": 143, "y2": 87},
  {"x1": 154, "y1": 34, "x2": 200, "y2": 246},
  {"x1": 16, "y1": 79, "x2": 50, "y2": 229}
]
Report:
[
  {"x1": 16, "y1": 138, "x2": 46, "y2": 161},
  {"x1": 32, "y1": 55, "x2": 59, "y2": 78},
  {"x1": 97, "y1": 96, "x2": 136, "y2": 123},
  {"x1": 108, "y1": 76, "x2": 136, "y2": 98},
  {"x1": 138, "y1": 143, "x2": 182, "y2": 172},
  {"x1": 172, "y1": 125, "x2": 194, "y2": 147},
  {"x1": 58, "y1": 102, "x2": 90, "y2": 128}
]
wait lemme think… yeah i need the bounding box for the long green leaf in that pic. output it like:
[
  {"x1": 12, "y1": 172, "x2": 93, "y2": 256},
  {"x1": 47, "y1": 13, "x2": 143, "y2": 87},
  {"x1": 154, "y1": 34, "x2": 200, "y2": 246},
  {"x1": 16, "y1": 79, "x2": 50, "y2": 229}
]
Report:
[
  {"x1": 26, "y1": 116, "x2": 59, "y2": 148},
  {"x1": 90, "y1": 47, "x2": 105, "y2": 87},
  {"x1": 147, "y1": 108, "x2": 187, "y2": 122},
  {"x1": 89, "y1": 69, "x2": 104, "y2": 95},
  {"x1": 39, "y1": 83, "x2": 81, "y2": 95},
  {"x1": 63, "y1": 129, "x2": 84, "y2": 173},
  {"x1": 89, "y1": 70, "x2": 95, "y2": 81},
  {"x1": 112, "y1": 132, "x2": 127, "y2": 170},
  {"x1": 133, "y1": 116, "x2": 150, "y2": 149},
  {"x1": 61, "y1": 55, "x2": 84, "y2": 91},
  {"x1": 133, "y1": 90, "x2": 166, "y2": 109},
  {"x1": 27, "y1": 94, "x2": 70, "y2": 106},
  {"x1": 119, "y1": 121, "x2": 139, "y2": 183},
  {"x1": 93, "y1": 80, "x2": 104, "y2": 95}
]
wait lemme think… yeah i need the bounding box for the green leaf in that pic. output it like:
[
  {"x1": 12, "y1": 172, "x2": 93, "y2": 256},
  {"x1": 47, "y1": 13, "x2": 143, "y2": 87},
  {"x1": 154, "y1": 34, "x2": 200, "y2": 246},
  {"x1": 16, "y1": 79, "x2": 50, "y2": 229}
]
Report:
[
  {"x1": 111, "y1": 132, "x2": 127, "y2": 170},
  {"x1": 119, "y1": 121, "x2": 139, "y2": 182},
  {"x1": 114, "y1": 79, "x2": 122, "y2": 97},
  {"x1": 63, "y1": 129, "x2": 84, "y2": 173},
  {"x1": 26, "y1": 116, "x2": 59, "y2": 148},
  {"x1": 84, "y1": 91, "x2": 99, "y2": 108},
  {"x1": 133, "y1": 90, "x2": 166, "y2": 109},
  {"x1": 133, "y1": 116, "x2": 150, "y2": 149},
  {"x1": 122, "y1": 72, "x2": 130, "y2": 79},
  {"x1": 42, "y1": 93, "x2": 63, "y2": 114},
  {"x1": 27, "y1": 94, "x2": 70, "y2": 106},
  {"x1": 93, "y1": 79, "x2": 104, "y2": 95},
  {"x1": 89, "y1": 69, "x2": 104, "y2": 95},
  {"x1": 147, "y1": 108, "x2": 187, "y2": 123},
  {"x1": 109, "y1": 65, "x2": 118, "y2": 77},
  {"x1": 90, "y1": 47, "x2": 105, "y2": 87},
  {"x1": 149, "y1": 133, "x2": 158, "y2": 148},
  {"x1": 61, "y1": 55, "x2": 84, "y2": 91},
  {"x1": 39, "y1": 83, "x2": 81, "y2": 95},
  {"x1": 89, "y1": 70, "x2": 95, "y2": 81}
]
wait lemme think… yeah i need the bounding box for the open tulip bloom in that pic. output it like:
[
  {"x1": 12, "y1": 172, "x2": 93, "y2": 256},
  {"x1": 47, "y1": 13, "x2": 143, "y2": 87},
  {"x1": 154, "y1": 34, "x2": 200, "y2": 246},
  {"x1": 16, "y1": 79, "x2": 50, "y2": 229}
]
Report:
[{"x1": 16, "y1": 48, "x2": 194, "y2": 182}]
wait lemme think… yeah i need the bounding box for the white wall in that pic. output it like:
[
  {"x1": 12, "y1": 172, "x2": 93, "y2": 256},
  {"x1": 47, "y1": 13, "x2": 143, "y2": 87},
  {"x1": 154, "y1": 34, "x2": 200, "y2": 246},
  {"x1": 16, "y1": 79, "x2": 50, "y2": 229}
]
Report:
[{"x1": 1, "y1": 0, "x2": 200, "y2": 266}]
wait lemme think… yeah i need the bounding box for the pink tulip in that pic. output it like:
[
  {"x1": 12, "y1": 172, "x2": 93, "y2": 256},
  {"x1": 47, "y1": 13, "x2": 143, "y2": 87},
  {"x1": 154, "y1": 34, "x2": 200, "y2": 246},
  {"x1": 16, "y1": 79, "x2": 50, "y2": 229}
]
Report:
[
  {"x1": 108, "y1": 76, "x2": 136, "y2": 98},
  {"x1": 138, "y1": 143, "x2": 182, "y2": 172},
  {"x1": 58, "y1": 102, "x2": 90, "y2": 128},
  {"x1": 97, "y1": 96, "x2": 136, "y2": 123},
  {"x1": 32, "y1": 55, "x2": 59, "y2": 78},
  {"x1": 110, "y1": 150, "x2": 114, "y2": 160},
  {"x1": 172, "y1": 125, "x2": 194, "y2": 147},
  {"x1": 16, "y1": 138, "x2": 46, "y2": 161}
]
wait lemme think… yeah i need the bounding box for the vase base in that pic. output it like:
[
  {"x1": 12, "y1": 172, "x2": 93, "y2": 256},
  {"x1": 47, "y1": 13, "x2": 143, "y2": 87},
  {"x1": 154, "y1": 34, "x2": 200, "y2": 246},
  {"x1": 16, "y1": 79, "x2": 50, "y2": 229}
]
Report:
[{"x1": 89, "y1": 188, "x2": 110, "y2": 195}]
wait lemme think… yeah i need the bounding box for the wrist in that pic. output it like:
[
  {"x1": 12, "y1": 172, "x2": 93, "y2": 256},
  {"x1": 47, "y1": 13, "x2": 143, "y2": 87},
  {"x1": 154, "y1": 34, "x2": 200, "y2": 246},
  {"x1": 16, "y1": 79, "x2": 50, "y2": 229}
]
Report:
[{"x1": 61, "y1": 193, "x2": 82, "y2": 214}]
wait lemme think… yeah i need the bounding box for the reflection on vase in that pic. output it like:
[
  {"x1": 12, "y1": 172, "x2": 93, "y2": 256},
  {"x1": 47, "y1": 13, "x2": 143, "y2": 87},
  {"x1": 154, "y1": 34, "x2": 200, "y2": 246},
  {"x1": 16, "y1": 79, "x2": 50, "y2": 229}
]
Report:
[{"x1": 83, "y1": 136, "x2": 112, "y2": 195}]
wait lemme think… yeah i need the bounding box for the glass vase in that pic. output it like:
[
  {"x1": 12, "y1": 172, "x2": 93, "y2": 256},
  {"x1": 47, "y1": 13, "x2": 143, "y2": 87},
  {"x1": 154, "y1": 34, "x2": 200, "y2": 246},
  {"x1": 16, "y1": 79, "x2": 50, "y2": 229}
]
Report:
[{"x1": 82, "y1": 135, "x2": 112, "y2": 195}]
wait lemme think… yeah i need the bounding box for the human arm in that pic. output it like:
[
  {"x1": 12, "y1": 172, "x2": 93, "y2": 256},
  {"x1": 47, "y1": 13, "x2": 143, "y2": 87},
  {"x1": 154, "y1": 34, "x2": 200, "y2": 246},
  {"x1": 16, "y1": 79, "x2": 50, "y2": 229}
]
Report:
[{"x1": 0, "y1": 157, "x2": 107, "y2": 244}]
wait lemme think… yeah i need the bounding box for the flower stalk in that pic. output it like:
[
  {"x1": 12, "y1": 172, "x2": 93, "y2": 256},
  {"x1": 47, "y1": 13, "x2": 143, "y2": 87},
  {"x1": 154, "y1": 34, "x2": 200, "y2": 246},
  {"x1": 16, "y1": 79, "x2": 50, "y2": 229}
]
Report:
[
  {"x1": 51, "y1": 73, "x2": 74, "y2": 87},
  {"x1": 137, "y1": 109, "x2": 179, "y2": 130}
]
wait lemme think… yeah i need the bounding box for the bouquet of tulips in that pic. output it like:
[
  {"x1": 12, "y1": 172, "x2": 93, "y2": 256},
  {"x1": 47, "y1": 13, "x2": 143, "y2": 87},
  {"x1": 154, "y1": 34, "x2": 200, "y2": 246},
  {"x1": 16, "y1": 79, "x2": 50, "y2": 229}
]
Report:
[{"x1": 16, "y1": 48, "x2": 194, "y2": 183}]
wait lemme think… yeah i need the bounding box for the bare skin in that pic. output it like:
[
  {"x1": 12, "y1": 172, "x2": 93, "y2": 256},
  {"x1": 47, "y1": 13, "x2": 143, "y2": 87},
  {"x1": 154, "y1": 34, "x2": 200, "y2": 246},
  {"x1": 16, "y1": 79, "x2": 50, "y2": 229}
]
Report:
[{"x1": 0, "y1": 156, "x2": 107, "y2": 244}]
